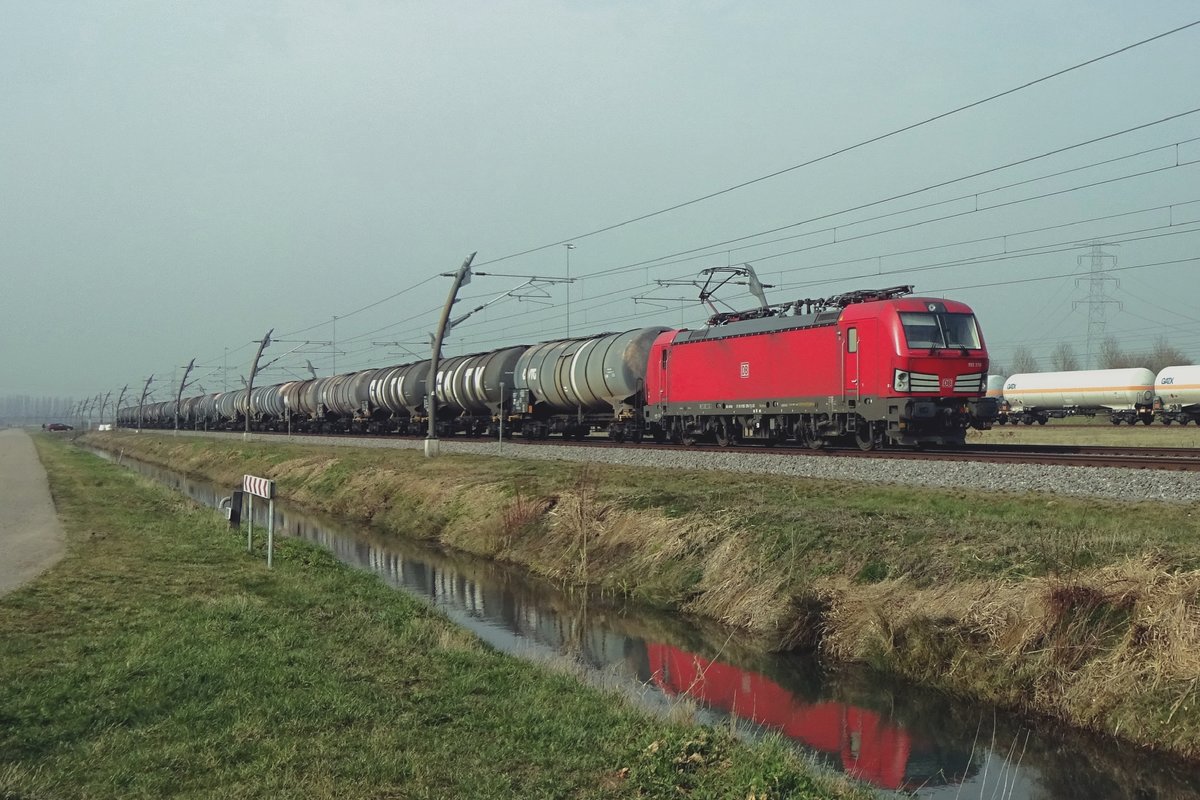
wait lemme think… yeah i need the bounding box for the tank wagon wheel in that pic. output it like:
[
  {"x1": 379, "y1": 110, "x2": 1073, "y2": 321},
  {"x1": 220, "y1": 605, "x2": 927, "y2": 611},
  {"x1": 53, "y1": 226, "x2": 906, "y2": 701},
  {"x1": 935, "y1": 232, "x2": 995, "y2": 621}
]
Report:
[
  {"x1": 1163, "y1": 418, "x2": 1174, "y2": 426},
  {"x1": 1182, "y1": 419, "x2": 1191, "y2": 427},
  {"x1": 1037, "y1": 418, "x2": 1047, "y2": 426},
  {"x1": 1110, "y1": 417, "x2": 1122, "y2": 426}
]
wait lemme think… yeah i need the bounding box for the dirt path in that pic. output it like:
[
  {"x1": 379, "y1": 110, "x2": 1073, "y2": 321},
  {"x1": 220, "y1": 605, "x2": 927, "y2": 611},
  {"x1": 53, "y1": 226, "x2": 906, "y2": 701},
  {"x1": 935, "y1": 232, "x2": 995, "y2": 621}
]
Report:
[{"x1": 0, "y1": 429, "x2": 65, "y2": 596}]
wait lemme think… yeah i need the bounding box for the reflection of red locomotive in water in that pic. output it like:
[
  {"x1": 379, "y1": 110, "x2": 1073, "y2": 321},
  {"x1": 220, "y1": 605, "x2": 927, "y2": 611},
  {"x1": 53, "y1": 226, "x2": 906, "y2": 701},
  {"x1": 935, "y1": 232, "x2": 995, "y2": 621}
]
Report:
[{"x1": 646, "y1": 643, "x2": 970, "y2": 792}]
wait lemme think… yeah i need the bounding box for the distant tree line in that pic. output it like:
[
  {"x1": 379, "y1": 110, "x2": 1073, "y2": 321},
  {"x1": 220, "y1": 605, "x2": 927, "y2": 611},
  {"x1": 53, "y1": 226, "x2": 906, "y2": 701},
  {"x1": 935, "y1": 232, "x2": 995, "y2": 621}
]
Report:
[
  {"x1": 0, "y1": 395, "x2": 77, "y2": 426},
  {"x1": 1003, "y1": 336, "x2": 1191, "y2": 375}
]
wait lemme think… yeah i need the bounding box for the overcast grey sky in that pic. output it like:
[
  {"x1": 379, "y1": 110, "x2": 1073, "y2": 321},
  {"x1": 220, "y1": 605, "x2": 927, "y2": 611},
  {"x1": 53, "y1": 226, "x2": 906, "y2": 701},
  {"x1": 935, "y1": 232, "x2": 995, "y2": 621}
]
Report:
[{"x1": 3, "y1": 1, "x2": 1199, "y2": 401}]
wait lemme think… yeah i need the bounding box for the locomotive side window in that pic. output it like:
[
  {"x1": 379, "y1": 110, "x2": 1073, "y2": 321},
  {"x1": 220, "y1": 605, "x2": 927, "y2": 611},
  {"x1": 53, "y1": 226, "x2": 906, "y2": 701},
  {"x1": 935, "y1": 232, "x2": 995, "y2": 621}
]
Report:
[
  {"x1": 899, "y1": 312, "x2": 981, "y2": 350},
  {"x1": 847, "y1": 328, "x2": 858, "y2": 353}
]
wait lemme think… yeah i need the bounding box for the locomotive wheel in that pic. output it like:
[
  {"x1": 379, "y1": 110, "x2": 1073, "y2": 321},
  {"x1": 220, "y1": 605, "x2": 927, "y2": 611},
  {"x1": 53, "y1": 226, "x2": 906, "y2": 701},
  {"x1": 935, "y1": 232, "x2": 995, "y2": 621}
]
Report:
[
  {"x1": 715, "y1": 424, "x2": 733, "y2": 447},
  {"x1": 653, "y1": 428, "x2": 667, "y2": 444},
  {"x1": 854, "y1": 420, "x2": 876, "y2": 451}
]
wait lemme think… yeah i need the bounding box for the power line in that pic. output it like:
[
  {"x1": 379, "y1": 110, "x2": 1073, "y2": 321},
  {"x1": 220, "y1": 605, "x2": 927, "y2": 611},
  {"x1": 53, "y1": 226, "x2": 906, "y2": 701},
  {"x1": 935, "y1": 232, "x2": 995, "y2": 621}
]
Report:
[
  {"x1": 471, "y1": 19, "x2": 1200, "y2": 269},
  {"x1": 578, "y1": 109, "x2": 1200, "y2": 282}
]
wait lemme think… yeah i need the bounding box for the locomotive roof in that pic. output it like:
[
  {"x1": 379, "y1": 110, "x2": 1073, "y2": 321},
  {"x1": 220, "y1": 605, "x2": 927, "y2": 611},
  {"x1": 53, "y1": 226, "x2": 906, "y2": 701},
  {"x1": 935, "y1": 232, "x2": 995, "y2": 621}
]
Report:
[{"x1": 675, "y1": 296, "x2": 974, "y2": 343}]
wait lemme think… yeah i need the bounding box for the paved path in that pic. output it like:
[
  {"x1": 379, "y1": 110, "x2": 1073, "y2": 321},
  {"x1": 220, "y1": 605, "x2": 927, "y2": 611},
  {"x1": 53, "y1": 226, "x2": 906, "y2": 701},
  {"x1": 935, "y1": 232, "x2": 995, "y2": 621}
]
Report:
[{"x1": 0, "y1": 429, "x2": 65, "y2": 596}]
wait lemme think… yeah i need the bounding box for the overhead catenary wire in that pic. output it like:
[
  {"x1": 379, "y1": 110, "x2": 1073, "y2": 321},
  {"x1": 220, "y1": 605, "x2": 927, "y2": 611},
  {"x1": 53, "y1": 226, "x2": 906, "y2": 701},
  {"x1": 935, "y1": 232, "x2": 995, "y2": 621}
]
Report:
[{"x1": 467, "y1": 19, "x2": 1200, "y2": 270}]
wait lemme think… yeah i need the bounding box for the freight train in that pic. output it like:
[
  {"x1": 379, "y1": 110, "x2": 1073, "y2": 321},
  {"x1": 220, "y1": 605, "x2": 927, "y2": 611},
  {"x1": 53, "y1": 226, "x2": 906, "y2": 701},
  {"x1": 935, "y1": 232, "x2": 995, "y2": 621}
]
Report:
[
  {"x1": 994, "y1": 366, "x2": 1200, "y2": 426},
  {"x1": 118, "y1": 285, "x2": 1000, "y2": 449}
]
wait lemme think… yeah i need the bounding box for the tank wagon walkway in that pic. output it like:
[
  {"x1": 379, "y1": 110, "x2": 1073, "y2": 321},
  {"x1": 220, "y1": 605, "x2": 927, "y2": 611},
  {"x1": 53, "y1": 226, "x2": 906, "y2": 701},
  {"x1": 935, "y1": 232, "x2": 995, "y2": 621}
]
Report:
[{"x1": 0, "y1": 429, "x2": 65, "y2": 596}]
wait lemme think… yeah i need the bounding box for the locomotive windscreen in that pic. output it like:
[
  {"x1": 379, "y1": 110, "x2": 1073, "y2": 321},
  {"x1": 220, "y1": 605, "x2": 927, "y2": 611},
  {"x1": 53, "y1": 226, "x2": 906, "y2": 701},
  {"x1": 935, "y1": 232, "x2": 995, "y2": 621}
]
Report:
[{"x1": 899, "y1": 312, "x2": 981, "y2": 350}]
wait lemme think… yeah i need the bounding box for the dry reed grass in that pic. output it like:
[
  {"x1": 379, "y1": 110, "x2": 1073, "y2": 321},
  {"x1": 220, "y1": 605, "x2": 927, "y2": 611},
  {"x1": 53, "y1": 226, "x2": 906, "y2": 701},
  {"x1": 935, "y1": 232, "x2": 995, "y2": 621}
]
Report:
[{"x1": 817, "y1": 557, "x2": 1200, "y2": 753}]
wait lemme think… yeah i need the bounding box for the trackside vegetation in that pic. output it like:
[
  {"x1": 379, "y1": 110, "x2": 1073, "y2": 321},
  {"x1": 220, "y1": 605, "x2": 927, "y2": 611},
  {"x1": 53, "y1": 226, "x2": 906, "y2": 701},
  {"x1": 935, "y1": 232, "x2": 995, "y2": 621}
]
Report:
[
  {"x1": 0, "y1": 436, "x2": 867, "y2": 800},
  {"x1": 78, "y1": 431, "x2": 1200, "y2": 762}
]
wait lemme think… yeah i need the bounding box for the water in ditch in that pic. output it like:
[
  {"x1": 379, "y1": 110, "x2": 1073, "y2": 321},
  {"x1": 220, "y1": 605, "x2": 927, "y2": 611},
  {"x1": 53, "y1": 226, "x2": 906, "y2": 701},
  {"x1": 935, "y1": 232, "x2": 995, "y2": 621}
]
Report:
[{"x1": 89, "y1": 447, "x2": 1200, "y2": 799}]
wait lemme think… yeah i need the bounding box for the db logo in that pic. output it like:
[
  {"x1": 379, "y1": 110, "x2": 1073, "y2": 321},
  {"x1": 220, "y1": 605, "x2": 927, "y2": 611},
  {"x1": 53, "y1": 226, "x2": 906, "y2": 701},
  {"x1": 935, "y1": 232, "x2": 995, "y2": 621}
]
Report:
[
  {"x1": 941, "y1": 378, "x2": 953, "y2": 388},
  {"x1": 739, "y1": 362, "x2": 750, "y2": 378}
]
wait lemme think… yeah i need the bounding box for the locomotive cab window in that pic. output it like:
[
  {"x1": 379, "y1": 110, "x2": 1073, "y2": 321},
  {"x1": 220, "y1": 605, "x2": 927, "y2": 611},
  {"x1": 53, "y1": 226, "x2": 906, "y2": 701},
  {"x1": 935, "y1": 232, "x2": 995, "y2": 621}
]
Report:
[
  {"x1": 899, "y1": 312, "x2": 981, "y2": 351},
  {"x1": 847, "y1": 328, "x2": 858, "y2": 353}
]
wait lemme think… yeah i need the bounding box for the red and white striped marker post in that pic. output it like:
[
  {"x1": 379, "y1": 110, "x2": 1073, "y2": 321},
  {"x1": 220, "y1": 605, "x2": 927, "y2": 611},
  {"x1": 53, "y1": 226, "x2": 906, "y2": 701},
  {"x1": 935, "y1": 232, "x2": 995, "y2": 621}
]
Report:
[{"x1": 242, "y1": 474, "x2": 276, "y2": 568}]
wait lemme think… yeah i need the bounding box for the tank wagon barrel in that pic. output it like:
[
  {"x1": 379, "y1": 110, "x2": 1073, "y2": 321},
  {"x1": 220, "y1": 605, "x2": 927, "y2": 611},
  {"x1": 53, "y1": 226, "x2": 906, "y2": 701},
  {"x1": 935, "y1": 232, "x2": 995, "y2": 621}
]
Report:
[{"x1": 512, "y1": 328, "x2": 668, "y2": 441}]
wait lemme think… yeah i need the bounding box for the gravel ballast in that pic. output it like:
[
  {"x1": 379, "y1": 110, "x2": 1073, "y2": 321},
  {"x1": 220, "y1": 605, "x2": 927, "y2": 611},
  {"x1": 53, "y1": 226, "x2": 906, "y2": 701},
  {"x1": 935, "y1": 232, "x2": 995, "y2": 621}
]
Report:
[{"x1": 145, "y1": 430, "x2": 1200, "y2": 505}]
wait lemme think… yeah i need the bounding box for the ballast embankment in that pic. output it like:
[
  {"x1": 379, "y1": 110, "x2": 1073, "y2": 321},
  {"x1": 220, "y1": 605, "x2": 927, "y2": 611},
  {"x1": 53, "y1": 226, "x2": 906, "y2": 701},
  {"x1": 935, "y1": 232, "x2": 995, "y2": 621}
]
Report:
[{"x1": 83, "y1": 431, "x2": 1200, "y2": 761}]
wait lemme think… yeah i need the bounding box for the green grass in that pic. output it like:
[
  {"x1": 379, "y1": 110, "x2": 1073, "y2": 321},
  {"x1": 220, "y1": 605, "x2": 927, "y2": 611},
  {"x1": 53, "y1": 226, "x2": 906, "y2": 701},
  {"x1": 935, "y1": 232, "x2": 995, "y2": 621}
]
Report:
[{"x1": 0, "y1": 435, "x2": 866, "y2": 800}]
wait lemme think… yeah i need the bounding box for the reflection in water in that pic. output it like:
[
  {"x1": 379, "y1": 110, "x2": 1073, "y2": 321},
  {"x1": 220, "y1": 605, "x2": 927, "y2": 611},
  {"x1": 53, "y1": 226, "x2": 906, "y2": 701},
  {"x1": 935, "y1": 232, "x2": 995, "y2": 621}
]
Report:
[
  {"x1": 92, "y1": 448, "x2": 1200, "y2": 799},
  {"x1": 645, "y1": 643, "x2": 971, "y2": 792}
]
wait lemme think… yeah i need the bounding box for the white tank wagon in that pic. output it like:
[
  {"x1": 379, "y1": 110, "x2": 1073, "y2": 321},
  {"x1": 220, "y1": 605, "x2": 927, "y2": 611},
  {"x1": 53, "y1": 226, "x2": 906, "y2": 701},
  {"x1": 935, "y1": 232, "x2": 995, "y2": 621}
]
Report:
[
  {"x1": 250, "y1": 383, "x2": 289, "y2": 427},
  {"x1": 512, "y1": 327, "x2": 669, "y2": 440},
  {"x1": 986, "y1": 375, "x2": 1005, "y2": 399},
  {"x1": 1002, "y1": 368, "x2": 1156, "y2": 425},
  {"x1": 1153, "y1": 365, "x2": 1200, "y2": 426},
  {"x1": 321, "y1": 370, "x2": 376, "y2": 421}
]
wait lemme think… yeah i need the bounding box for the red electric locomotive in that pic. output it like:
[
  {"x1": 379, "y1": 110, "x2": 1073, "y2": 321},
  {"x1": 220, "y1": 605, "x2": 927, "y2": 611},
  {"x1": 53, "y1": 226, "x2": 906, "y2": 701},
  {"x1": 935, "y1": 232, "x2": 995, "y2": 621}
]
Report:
[{"x1": 643, "y1": 285, "x2": 997, "y2": 449}]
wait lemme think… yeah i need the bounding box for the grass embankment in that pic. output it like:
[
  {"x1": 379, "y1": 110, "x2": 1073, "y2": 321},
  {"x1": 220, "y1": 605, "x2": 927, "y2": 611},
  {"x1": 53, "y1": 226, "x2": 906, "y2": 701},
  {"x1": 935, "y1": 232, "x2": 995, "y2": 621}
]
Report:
[
  {"x1": 82, "y1": 431, "x2": 1200, "y2": 761},
  {"x1": 0, "y1": 435, "x2": 867, "y2": 800},
  {"x1": 971, "y1": 421, "x2": 1200, "y2": 448}
]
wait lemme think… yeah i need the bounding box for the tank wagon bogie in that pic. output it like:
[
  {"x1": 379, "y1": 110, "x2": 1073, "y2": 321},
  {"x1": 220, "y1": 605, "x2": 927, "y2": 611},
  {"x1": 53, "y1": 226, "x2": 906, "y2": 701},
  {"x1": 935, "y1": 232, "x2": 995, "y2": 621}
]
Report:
[
  {"x1": 1153, "y1": 365, "x2": 1200, "y2": 426},
  {"x1": 1000, "y1": 368, "x2": 1156, "y2": 425}
]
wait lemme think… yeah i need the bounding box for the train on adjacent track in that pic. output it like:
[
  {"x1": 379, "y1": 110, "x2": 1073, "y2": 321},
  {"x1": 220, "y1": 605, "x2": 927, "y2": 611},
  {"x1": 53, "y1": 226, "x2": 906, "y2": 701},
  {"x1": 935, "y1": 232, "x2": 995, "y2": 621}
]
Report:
[
  {"x1": 994, "y1": 365, "x2": 1200, "y2": 426},
  {"x1": 119, "y1": 284, "x2": 1001, "y2": 450}
]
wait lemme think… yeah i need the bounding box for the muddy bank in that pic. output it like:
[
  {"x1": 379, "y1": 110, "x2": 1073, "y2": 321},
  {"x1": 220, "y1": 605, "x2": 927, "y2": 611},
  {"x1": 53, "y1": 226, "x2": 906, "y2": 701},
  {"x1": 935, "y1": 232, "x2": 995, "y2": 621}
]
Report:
[{"x1": 83, "y1": 431, "x2": 1200, "y2": 761}]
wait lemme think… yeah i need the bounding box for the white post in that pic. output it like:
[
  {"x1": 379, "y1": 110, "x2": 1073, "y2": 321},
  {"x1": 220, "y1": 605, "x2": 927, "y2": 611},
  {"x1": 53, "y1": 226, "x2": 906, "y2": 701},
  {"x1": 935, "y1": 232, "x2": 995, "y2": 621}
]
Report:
[
  {"x1": 246, "y1": 494, "x2": 254, "y2": 552},
  {"x1": 267, "y1": 498, "x2": 275, "y2": 569},
  {"x1": 498, "y1": 381, "x2": 504, "y2": 455}
]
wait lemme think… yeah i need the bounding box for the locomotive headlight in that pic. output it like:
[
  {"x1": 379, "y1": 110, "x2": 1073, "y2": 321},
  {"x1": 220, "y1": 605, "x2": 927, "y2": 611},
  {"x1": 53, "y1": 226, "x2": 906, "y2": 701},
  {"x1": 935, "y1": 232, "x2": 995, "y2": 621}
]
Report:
[{"x1": 894, "y1": 370, "x2": 910, "y2": 391}]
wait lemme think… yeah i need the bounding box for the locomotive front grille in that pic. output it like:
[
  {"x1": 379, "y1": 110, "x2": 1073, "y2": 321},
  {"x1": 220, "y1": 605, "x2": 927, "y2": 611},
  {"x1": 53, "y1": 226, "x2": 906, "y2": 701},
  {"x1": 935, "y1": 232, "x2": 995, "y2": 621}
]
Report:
[
  {"x1": 908, "y1": 372, "x2": 941, "y2": 392},
  {"x1": 954, "y1": 372, "x2": 984, "y2": 392}
]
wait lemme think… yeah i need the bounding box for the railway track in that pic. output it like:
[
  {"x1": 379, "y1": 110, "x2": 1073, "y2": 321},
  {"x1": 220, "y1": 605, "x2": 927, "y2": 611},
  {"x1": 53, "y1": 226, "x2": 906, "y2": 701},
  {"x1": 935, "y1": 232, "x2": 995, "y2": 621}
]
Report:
[{"x1": 141, "y1": 428, "x2": 1200, "y2": 472}]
